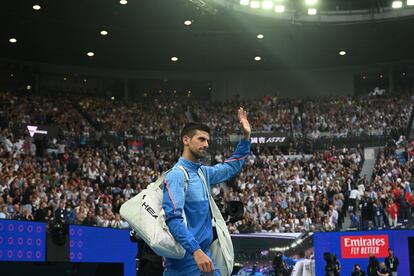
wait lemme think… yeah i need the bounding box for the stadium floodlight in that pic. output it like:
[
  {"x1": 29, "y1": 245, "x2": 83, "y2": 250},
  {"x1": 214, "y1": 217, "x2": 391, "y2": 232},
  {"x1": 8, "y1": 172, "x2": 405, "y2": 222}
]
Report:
[
  {"x1": 408, "y1": 0, "x2": 414, "y2": 6},
  {"x1": 262, "y1": 0, "x2": 274, "y2": 10},
  {"x1": 274, "y1": 4, "x2": 285, "y2": 13},
  {"x1": 308, "y1": 8, "x2": 317, "y2": 15},
  {"x1": 240, "y1": 0, "x2": 250, "y2": 5},
  {"x1": 392, "y1": 1, "x2": 403, "y2": 8},
  {"x1": 250, "y1": 0, "x2": 261, "y2": 8},
  {"x1": 305, "y1": 0, "x2": 317, "y2": 5}
]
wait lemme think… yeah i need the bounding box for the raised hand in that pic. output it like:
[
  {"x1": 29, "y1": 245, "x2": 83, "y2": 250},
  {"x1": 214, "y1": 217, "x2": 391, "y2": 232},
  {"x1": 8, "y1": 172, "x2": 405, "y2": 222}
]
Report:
[{"x1": 238, "y1": 107, "x2": 251, "y2": 140}]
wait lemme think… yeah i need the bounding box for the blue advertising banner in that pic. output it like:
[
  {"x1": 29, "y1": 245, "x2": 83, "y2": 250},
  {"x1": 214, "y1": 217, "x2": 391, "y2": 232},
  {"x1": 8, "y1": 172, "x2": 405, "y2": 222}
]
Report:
[
  {"x1": 314, "y1": 230, "x2": 414, "y2": 275},
  {"x1": 69, "y1": 225, "x2": 137, "y2": 276},
  {"x1": 0, "y1": 220, "x2": 46, "y2": 262}
]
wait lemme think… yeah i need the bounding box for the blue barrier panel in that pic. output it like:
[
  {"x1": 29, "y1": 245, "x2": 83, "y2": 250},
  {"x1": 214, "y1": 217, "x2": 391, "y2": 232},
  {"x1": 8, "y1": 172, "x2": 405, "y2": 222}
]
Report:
[
  {"x1": 314, "y1": 230, "x2": 414, "y2": 275},
  {"x1": 0, "y1": 220, "x2": 46, "y2": 262},
  {"x1": 69, "y1": 225, "x2": 137, "y2": 276}
]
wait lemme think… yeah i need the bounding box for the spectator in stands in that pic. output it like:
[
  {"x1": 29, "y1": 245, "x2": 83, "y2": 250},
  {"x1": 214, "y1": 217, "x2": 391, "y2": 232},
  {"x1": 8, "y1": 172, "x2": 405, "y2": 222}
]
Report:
[
  {"x1": 373, "y1": 198, "x2": 384, "y2": 229},
  {"x1": 360, "y1": 192, "x2": 374, "y2": 229},
  {"x1": 0, "y1": 204, "x2": 9, "y2": 219},
  {"x1": 350, "y1": 212, "x2": 360, "y2": 229},
  {"x1": 34, "y1": 202, "x2": 51, "y2": 222},
  {"x1": 54, "y1": 201, "x2": 69, "y2": 224},
  {"x1": 386, "y1": 199, "x2": 399, "y2": 229}
]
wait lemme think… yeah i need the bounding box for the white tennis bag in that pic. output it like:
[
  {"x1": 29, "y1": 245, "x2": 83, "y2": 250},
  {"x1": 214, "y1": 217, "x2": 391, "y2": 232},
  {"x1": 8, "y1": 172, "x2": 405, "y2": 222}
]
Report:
[
  {"x1": 198, "y1": 168, "x2": 234, "y2": 276},
  {"x1": 120, "y1": 166, "x2": 234, "y2": 275},
  {"x1": 119, "y1": 166, "x2": 189, "y2": 259}
]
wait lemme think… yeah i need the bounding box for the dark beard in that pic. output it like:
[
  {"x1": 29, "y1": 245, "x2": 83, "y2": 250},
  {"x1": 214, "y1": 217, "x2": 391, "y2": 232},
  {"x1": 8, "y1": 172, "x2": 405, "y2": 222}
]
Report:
[{"x1": 189, "y1": 148, "x2": 206, "y2": 160}]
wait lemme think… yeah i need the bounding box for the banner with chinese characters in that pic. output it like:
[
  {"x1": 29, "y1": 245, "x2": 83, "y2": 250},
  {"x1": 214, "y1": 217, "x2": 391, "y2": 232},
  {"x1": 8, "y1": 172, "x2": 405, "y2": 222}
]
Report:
[{"x1": 249, "y1": 132, "x2": 289, "y2": 146}]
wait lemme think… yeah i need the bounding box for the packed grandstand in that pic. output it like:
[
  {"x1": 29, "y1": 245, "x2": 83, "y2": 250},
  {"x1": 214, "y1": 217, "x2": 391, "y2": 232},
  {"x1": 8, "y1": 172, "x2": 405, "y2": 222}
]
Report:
[{"x1": 1, "y1": 90, "x2": 413, "y2": 235}]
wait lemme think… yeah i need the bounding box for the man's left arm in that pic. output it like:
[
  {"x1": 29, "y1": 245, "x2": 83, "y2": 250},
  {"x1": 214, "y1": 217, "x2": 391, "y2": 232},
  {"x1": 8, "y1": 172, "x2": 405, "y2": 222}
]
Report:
[
  {"x1": 201, "y1": 139, "x2": 250, "y2": 185},
  {"x1": 202, "y1": 107, "x2": 251, "y2": 185}
]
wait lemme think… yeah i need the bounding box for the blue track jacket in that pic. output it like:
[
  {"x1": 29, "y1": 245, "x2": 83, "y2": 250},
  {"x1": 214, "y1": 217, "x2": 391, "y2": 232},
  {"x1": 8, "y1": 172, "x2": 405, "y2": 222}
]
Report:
[{"x1": 162, "y1": 140, "x2": 250, "y2": 275}]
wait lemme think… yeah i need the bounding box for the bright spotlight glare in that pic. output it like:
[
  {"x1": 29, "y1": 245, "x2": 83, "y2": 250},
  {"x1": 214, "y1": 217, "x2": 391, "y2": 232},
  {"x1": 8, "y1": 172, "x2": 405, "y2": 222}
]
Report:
[
  {"x1": 305, "y1": 0, "x2": 317, "y2": 5},
  {"x1": 254, "y1": 56, "x2": 262, "y2": 61},
  {"x1": 262, "y1": 0, "x2": 274, "y2": 10},
  {"x1": 408, "y1": 0, "x2": 414, "y2": 6},
  {"x1": 308, "y1": 8, "x2": 317, "y2": 15},
  {"x1": 184, "y1": 20, "x2": 192, "y2": 26},
  {"x1": 339, "y1": 51, "x2": 346, "y2": 56},
  {"x1": 275, "y1": 5, "x2": 285, "y2": 13},
  {"x1": 9, "y1": 38, "x2": 17, "y2": 43},
  {"x1": 250, "y1": 1, "x2": 261, "y2": 8},
  {"x1": 87, "y1": 52, "x2": 95, "y2": 57},
  {"x1": 119, "y1": 0, "x2": 128, "y2": 5},
  {"x1": 257, "y1": 34, "x2": 264, "y2": 39},
  {"x1": 100, "y1": 30, "x2": 108, "y2": 36},
  {"x1": 240, "y1": 0, "x2": 250, "y2": 5},
  {"x1": 392, "y1": 1, "x2": 403, "y2": 8},
  {"x1": 33, "y1": 5, "x2": 41, "y2": 10},
  {"x1": 171, "y1": 57, "x2": 178, "y2": 62}
]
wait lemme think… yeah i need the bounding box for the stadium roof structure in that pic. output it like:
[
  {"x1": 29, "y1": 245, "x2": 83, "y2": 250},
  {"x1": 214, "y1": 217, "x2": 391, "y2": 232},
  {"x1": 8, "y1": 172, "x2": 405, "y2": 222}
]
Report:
[{"x1": 1, "y1": 0, "x2": 414, "y2": 72}]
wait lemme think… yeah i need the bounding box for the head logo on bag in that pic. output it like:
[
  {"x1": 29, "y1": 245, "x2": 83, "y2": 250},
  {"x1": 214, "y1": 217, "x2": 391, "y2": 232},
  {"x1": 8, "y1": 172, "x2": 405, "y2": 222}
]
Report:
[
  {"x1": 142, "y1": 201, "x2": 158, "y2": 219},
  {"x1": 120, "y1": 166, "x2": 189, "y2": 259}
]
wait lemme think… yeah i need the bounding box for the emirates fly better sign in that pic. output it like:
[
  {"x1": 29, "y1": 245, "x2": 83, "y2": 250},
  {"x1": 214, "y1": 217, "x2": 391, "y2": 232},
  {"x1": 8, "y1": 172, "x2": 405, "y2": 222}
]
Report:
[{"x1": 340, "y1": 235, "x2": 389, "y2": 258}]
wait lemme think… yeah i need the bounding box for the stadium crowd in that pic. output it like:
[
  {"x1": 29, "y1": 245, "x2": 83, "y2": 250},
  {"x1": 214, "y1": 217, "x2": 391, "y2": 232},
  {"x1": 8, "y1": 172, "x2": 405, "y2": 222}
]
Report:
[
  {"x1": 0, "y1": 90, "x2": 413, "y2": 233},
  {"x1": 355, "y1": 139, "x2": 414, "y2": 230},
  {"x1": 77, "y1": 93, "x2": 411, "y2": 142},
  {"x1": 222, "y1": 144, "x2": 363, "y2": 233}
]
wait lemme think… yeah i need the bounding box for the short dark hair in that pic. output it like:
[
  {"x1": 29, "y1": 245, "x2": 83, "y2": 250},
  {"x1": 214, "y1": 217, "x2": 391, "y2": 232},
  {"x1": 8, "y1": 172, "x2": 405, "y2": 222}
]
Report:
[{"x1": 180, "y1": 123, "x2": 210, "y2": 140}]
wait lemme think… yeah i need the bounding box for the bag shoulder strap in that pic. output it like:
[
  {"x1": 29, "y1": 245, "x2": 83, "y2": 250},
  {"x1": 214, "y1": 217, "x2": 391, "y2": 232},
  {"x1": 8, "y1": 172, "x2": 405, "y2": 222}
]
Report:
[
  {"x1": 198, "y1": 168, "x2": 220, "y2": 227},
  {"x1": 198, "y1": 167, "x2": 210, "y2": 198},
  {"x1": 158, "y1": 165, "x2": 189, "y2": 191},
  {"x1": 198, "y1": 168, "x2": 217, "y2": 220},
  {"x1": 176, "y1": 165, "x2": 189, "y2": 193}
]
